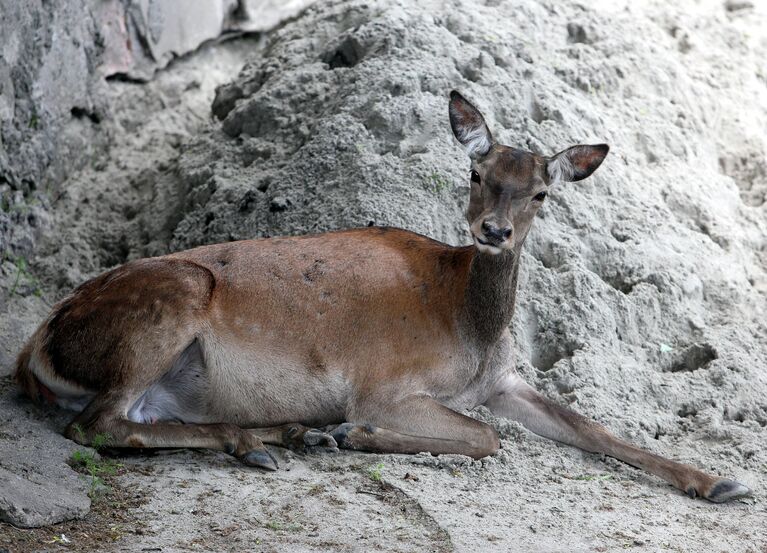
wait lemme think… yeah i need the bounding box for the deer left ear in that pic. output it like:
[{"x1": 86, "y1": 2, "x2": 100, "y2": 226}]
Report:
[
  {"x1": 449, "y1": 90, "x2": 494, "y2": 160},
  {"x1": 547, "y1": 144, "x2": 609, "y2": 183}
]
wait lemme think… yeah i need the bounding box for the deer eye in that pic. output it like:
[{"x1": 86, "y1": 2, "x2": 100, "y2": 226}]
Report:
[
  {"x1": 470, "y1": 170, "x2": 481, "y2": 184},
  {"x1": 534, "y1": 191, "x2": 547, "y2": 202}
]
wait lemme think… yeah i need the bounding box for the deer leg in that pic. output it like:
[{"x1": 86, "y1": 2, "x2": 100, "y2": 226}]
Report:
[
  {"x1": 65, "y1": 395, "x2": 279, "y2": 470},
  {"x1": 246, "y1": 423, "x2": 339, "y2": 454},
  {"x1": 330, "y1": 395, "x2": 500, "y2": 459},
  {"x1": 484, "y1": 372, "x2": 750, "y2": 503}
]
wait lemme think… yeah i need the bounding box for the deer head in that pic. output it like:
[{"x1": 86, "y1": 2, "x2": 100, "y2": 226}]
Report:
[{"x1": 449, "y1": 90, "x2": 609, "y2": 255}]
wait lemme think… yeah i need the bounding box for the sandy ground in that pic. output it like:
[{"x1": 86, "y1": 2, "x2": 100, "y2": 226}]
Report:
[{"x1": 1, "y1": 0, "x2": 766, "y2": 551}]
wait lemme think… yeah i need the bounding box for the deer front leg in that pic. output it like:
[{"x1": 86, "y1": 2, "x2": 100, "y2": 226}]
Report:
[
  {"x1": 330, "y1": 395, "x2": 500, "y2": 459},
  {"x1": 247, "y1": 423, "x2": 339, "y2": 454},
  {"x1": 484, "y1": 372, "x2": 750, "y2": 503}
]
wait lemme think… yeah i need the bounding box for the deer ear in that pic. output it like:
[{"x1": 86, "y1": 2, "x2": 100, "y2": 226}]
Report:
[
  {"x1": 547, "y1": 144, "x2": 609, "y2": 183},
  {"x1": 449, "y1": 90, "x2": 493, "y2": 159}
]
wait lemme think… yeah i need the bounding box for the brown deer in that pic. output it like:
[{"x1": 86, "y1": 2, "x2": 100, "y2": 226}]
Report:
[{"x1": 15, "y1": 91, "x2": 749, "y2": 503}]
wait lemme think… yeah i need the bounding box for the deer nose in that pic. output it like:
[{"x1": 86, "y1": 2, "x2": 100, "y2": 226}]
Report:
[{"x1": 481, "y1": 221, "x2": 512, "y2": 242}]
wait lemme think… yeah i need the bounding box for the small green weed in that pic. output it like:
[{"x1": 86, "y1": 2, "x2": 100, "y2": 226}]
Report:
[
  {"x1": 264, "y1": 520, "x2": 303, "y2": 533},
  {"x1": 307, "y1": 483, "x2": 325, "y2": 496},
  {"x1": 91, "y1": 432, "x2": 111, "y2": 450},
  {"x1": 5, "y1": 254, "x2": 43, "y2": 298},
  {"x1": 428, "y1": 172, "x2": 451, "y2": 193},
  {"x1": 367, "y1": 462, "x2": 385, "y2": 482},
  {"x1": 70, "y1": 423, "x2": 86, "y2": 442},
  {"x1": 69, "y1": 433, "x2": 122, "y2": 499}
]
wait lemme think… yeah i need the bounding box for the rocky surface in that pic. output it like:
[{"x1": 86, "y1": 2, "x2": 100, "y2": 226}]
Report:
[
  {"x1": 1, "y1": 0, "x2": 767, "y2": 550},
  {"x1": 98, "y1": 0, "x2": 317, "y2": 80},
  {"x1": 0, "y1": 0, "x2": 105, "y2": 261},
  {"x1": 0, "y1": 379, "x2": 91, "y2": 528},
  {"x1": 0, "y1": 0, "x2": 315, "y2": 263}
]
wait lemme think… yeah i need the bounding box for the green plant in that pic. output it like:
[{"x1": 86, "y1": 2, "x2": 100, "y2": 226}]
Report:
[
  {"x1": 91, "y1": 432, "x2": 112, "y2": 450},
  {"x1": 367, "y1": 462, "x2": 385, "y2": 482},
  {"x1": 307, "y1": 484, "x2": 325, "y2": 496},
  {"x1": 70, "y1": 423, "x2": 86, "y2": 442},
  {"x1": 5, "y1": 254, "x2": 43, "y2": 298},
  {"x1": 264, "y1": 520, "x2": 302, "y2": 533},
  {"x1": 69, "y1": 433, "x2": 121, "y2": 499},
  {"x1": 428, "y1": 172, "x2": 450, "y2": 192}
]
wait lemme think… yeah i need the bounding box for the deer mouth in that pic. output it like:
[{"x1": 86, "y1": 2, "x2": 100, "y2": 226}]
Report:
[{"x1": 474, "y1": 235, "x2": 505, "y2": 255}]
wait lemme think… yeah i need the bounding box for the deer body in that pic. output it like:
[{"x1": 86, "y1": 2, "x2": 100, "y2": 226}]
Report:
[
  {"x1": 21, "y1": 230, "x2": 509, "y2": 438},
  {"x1": 15, "y1": 92, "x2": 749, "y2": 503}
]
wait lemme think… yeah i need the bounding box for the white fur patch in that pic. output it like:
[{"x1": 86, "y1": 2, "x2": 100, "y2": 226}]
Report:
[
  {"x1": 458, "y1": 124, "x2": 492, "y2": 159},
  {"x1": 547, "y1": 152, "x2": 575, "y2": 183},
  {"x1": 127, "y1": 340, "x2": 209, "y2": 424},
  {"x1": 473, "y1": 236, "x2": 503, "y2": 255}
]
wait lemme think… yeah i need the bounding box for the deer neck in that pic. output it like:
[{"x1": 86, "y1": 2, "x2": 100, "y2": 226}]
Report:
[{"x1": 462, "y1": 245, "x2": 522, "y2": 345}]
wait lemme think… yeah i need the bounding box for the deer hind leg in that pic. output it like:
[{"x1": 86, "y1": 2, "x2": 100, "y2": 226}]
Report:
[
  {"x1": 66, "y1": 393, "x2": 280, "y2": 470},
  {"x1": 63, "y1": 340, "x2": 337, "y2": 467},
  {"x1": 123, "y1": 340, "x2": 338, "y2": 455},
  {"x1": 484, "y1": 372, "x2": 750, "y2": 503},
  {"x1": 330, "y1": 395, "x2": 500, "y2": 460}
]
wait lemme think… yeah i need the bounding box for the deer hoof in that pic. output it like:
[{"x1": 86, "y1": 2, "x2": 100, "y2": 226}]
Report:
[
  {"x1": 330, "y1": 422, "x2": 375, "y2": 448},
  {"x1": 241, "y1": 448, "x2": 279, "y2": 471},
  {"x1": 330, "y1": 422, "x2": 357, "y2": 448},
  {"x1": 303, "y1": 429, "x2": 338, "y2": 454},
  {"x1": 705, "y1": 479, "x2": 750, "y2": 503}
]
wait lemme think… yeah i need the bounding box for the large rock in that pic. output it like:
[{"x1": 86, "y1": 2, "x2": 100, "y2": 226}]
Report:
[
  {"x1": 0, "y1": 0, "x2": 317, "y2": 262},
  {"x1": 0, "y1": 384, "x2": 91, "y2": 528},
  {"x1": 0, "y1": 0, "x2": 106, "y2": 259},
  {"x1": 97, "y1": 0, "x2": 318, "y2": 80},
  {"x1": 0, "y1": 467, "x2": 90, "y2": 528}
]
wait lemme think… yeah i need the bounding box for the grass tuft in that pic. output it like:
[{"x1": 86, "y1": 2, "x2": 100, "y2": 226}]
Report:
[
  {"x1": 69, "y1": 433, "x2": 121, "y2": 499},
  {"x1": 367, "y1": 462, "x2": 385, "y2": 482}
]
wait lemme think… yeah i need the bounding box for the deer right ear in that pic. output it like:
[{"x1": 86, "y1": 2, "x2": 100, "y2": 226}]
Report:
[
  {"x1": 449, "y1": 91, "x2": 493, "y2": 160},
  {"x1": 547, "y1": 144, "x2": 609, "y2": 183}
]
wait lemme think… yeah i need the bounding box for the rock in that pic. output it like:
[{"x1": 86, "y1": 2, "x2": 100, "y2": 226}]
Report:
[
  {"x1": 0, "y1": 467, "x2": 90, "y2": 528},
  {"x1": 0, "y1": 0, "x2": 318, "y2": 261},
  {"x1": 0, "y1": 0, "x2": 107, "y2": 257},
  {"x1": 0, "y1": 383, "x2": 91, "y2": 528},
  {"x1": 97, "y1": 0, "x2": 240, "y2": 80},
  {"x1": 96, "y1": 0, "x2": 319, "y2": 81}
]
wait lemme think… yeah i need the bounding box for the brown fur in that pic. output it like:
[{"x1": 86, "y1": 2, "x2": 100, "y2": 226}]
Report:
[{"x1": 42, "y1": 258, "x2": 215, "y2": 391}]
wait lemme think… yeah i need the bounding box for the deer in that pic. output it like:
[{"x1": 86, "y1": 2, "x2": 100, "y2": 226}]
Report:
[{"x1": 14, "y1": 91, "x2": 749, "y2": 503}]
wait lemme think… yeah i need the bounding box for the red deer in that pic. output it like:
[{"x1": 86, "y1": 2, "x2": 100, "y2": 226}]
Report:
[{"x1": 15, "y1": 91, "x2": 749, "y2": 503}]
